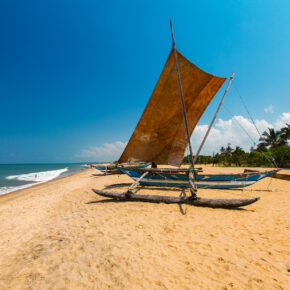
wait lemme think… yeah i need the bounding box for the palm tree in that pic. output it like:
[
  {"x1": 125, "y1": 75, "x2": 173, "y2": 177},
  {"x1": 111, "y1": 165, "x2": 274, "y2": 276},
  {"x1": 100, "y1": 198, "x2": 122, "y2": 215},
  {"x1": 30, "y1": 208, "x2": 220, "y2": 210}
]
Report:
[
  {"x1": 256, "y1": 142, "x2": 267, "y2": 152},
  {"x1": 233, "y1": 146, "x2": 245, "y2": 155},
  {"x1": 220, "y1": 146, "x2": 226, "y2": 154},
  {"x1": 232, "y1": 146, "x2": 245, "y2": 166},
  {"x1": 225, "y1": 144, "x2": 233, "y2": 155},
  {"x1": 225, "y1": 144, "x2": 233, "y2": 165},
  {"x1": 219, "y1": 147, "x2": 227, "y2": 165},
  {"x1": 279, "y1": 123, "x2": 290, "y2": 145},
  {"x1": 259, "y1": 127, "x2": 282, "y2": 148}
]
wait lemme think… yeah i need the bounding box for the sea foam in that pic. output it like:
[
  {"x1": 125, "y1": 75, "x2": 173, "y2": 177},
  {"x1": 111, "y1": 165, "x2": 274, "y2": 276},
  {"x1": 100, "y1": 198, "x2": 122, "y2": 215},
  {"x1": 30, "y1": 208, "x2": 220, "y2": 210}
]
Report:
[
  {"x1": 1, "y1": 168, "x2": 68, "y2": 195},
  {"x1": 0, "y1": 184, "x2": 38, "y2": 195},
  {"x1": 6, "y1": 168, "x2": 68, "y2": 183}
]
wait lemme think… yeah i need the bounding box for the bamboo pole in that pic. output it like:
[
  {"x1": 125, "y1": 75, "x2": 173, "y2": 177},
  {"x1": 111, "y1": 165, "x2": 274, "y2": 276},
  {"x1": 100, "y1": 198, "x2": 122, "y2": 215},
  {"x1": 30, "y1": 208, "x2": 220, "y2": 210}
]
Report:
[
  {"x1": 170, "y1": 19, "x2": 197, "y2": 196},
  {"x1": 193, "y1": 72, "x2": 235, "y2": 165},
  {"x1": 170, "y1": 19, "x2": 195, "y2": 169}
]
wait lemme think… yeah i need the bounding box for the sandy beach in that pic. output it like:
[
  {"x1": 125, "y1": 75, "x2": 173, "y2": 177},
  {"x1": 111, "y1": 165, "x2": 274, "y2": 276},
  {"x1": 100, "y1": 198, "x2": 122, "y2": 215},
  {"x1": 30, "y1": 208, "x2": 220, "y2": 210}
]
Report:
[{"x1": 0, "y1": 166, "x2": 289, "y2": 289}]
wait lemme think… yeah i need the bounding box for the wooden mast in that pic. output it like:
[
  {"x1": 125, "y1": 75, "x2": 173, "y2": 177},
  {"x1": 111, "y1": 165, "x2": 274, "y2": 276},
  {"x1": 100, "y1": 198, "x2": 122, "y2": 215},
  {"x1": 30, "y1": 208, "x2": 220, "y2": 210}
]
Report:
[
  {"x1": 170, "y1": 19, "x2": 197, "y2": 196},
  {"x1": 170, "y1": 19, "x2": 194, "y2": 168},
  {"x1": 192, "y1": 72, "x2": 235, "y2": 165}
]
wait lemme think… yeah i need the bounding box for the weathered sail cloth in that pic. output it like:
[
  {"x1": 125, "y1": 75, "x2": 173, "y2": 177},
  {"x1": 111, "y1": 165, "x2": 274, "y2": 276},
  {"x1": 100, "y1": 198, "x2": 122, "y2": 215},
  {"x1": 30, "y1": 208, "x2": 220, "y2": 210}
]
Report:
[{"x1": 119, "y1": 49, "x2": 226, "y2": 167}]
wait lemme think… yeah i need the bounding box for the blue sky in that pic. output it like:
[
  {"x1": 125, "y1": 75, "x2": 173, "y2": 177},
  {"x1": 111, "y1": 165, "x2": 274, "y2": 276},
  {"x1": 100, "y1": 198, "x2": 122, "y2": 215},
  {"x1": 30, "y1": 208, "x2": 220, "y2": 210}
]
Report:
[{"x1": 0, "y1": 0, "x2": 289, "y2": 163}]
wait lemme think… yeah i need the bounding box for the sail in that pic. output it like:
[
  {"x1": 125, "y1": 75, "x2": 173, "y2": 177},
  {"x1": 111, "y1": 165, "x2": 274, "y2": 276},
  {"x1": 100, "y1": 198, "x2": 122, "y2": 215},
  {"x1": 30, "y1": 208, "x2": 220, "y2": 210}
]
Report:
[{"x1": 119, "y1": 49, "x2": 226, "y2": 167}]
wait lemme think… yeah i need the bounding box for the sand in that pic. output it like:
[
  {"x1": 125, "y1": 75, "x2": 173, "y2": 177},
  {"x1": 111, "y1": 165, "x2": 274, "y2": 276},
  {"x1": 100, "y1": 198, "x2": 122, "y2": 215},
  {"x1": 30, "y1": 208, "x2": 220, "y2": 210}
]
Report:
[{"x1": 0, "y1": 166, "x2": 289, "y2": 289}]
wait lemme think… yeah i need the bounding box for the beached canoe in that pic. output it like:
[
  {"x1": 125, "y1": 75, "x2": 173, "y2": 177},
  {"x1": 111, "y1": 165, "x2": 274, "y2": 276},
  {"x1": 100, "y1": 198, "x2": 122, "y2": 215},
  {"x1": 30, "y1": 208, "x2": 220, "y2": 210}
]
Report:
[{"x1": 95, "y1": 162, "x2": 151, "y2": 175}]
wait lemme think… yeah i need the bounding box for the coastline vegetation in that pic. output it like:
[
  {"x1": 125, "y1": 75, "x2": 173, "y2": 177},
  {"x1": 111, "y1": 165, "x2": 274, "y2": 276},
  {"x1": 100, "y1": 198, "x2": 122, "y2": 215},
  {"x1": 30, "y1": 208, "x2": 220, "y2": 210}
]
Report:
[{"x1": 184, "y1": 124, "x2": 290, "y2": 168}]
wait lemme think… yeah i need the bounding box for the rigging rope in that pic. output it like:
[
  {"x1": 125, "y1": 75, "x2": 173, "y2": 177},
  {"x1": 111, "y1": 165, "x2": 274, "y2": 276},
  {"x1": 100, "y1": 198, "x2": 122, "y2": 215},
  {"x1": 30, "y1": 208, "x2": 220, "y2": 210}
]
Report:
[
  {"x1": 233, "y1": 83, "x2": 262, "y2": 138},
  {"x1": 222, "y1": 104, "x2": 278, "y2": 168},
  {"x1": 223, "y1": 104, "x2": 257, "y2": 145}
]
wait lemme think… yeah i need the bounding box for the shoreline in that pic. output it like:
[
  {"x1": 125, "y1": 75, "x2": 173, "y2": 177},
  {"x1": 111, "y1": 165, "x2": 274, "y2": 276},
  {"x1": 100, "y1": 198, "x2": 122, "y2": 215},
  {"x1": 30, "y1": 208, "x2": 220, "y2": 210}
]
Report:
[
  {"x1": 0, "y1": 163, "x2": 90, "y2": 196},
  {"x1": 0, "y1": 168, "x2": 91, "y2": 204}
]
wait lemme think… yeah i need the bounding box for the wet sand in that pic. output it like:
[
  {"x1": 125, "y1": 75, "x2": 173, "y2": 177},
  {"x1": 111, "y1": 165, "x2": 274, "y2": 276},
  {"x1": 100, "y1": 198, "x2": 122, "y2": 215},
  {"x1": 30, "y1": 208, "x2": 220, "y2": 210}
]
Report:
[{"x1": 0, "y1": 166, "x2": 289, "y2": 289}]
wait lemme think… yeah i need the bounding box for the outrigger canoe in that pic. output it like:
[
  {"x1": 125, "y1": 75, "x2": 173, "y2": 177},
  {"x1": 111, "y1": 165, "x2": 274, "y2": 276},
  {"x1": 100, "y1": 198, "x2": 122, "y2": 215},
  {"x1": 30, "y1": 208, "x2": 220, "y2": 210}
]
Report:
[{"x1": 92, "y1": 20, "x2": 265, "y2": 209}]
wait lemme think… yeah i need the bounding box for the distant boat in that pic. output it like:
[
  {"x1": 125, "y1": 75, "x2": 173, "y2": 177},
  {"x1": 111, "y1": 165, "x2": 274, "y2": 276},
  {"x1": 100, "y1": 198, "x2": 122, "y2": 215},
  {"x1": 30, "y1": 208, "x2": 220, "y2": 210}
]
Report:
[
  {"x1": 95, "y1": 162, "x2": 150, "y2": 175},
  {"x1": 93, "y1": 20, "x2": 278, "y2": 208},
  {"x1": 82, "y1": 164, "x2": 91, "y2": 168}
]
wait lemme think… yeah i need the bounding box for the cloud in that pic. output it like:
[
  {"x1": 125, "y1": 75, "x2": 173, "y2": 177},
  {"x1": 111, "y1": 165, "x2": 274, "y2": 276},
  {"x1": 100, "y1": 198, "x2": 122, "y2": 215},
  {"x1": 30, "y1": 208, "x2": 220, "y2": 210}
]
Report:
[
  {"x1": 274, "y1": 112, "x2": 290, "y2": 129},
  {"x1": 77, "y1": 141, "x2": 126, "y2": 161},
  {"x1": 191, "y1": 112, "x2": 289, "y2": 155},
  {"x1": 264, "y1": 105, "x2": 274, "y2": 113},
  {"x1": 76, "y1": 112, "x2": 290, "y2": 161}
]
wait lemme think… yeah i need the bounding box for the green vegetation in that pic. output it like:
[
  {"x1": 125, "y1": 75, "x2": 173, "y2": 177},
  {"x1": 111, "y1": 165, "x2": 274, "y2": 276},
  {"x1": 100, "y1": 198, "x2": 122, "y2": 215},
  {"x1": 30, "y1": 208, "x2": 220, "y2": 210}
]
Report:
[{"x1": 184, "y1": 124, "x2": 290, "y2": 168}]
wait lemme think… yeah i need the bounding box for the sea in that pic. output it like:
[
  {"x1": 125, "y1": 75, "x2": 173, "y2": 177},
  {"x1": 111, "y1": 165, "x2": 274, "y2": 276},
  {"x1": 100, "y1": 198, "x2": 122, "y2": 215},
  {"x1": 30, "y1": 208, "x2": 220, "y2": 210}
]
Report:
[{"x1": 0, "y1": 163, "x2": 90, "y2": 196}]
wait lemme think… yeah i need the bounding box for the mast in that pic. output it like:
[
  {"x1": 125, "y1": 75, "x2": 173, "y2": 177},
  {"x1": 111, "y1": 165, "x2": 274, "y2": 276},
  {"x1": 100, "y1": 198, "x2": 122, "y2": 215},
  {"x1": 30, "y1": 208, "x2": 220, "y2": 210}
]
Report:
[
  {"x1": 193, "y1": 72, "x2": 235, "y2": 165},
  {"x1": 170, "y1": 19, "x2": 195, "y2": 168}
]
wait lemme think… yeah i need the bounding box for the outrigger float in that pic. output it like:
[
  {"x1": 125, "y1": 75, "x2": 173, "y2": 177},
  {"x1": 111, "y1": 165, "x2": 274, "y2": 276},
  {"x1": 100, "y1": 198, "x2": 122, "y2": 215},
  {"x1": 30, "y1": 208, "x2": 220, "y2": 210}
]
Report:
[{"x1": 93, "y1": 20, "x2": 278, "y2": 209}]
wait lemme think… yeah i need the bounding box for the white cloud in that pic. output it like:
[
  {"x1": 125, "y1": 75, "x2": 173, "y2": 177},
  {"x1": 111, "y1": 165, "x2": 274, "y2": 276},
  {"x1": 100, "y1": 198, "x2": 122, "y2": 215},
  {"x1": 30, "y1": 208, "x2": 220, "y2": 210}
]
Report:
[
  {"x1": 191, "y1": 112, "x2": 289, "y2": 155},
  {"x1": 264, "y1": 105, "x2": 274, "y2": 113},
  {"x1": 77, "y1": 141, "x2": 126, "y2": 161},
  {"x1": 76, "y1": 112, "x2": 290, "y2": 161},
  {"x1": 274, "y1": 112, "x2": 290, "y2": 129}
]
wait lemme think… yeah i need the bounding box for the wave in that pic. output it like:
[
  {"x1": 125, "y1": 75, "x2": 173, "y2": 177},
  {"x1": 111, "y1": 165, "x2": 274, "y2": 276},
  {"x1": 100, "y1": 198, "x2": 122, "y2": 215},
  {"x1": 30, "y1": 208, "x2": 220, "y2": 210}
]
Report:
[
  {"x1": 5, "y1": 168, "x2": 68, "y2": 183},
  {"x1": 0, "y1": 183, "x2": 39, "y2": 195},
  {"x1": 0, "y1": 168, "x2": 69, "y2": 195}
]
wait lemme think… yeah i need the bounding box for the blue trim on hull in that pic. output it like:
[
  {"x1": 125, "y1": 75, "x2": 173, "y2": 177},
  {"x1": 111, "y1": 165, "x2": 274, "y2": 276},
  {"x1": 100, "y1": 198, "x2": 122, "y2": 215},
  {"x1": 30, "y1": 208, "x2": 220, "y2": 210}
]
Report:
[
  {"x1": 119, "y1": 168, "x2": 278, "y2": 189},
  {"x1": 139, "y1": 180, "x2": 253, "y2": 189}
]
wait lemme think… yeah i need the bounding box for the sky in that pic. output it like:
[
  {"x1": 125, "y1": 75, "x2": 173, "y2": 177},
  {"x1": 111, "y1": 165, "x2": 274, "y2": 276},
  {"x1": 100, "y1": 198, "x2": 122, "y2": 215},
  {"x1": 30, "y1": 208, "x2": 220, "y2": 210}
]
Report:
[{"x1": 0, "y1": 0, "x2": 289, "y2": 163}]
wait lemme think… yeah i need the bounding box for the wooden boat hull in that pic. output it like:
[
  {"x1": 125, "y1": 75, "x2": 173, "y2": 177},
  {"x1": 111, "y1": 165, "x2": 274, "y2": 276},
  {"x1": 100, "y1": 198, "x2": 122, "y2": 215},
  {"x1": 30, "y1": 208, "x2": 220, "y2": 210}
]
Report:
[
  {"x1": 118, "y1": 168, "x2": 279, "y2": 189},
  {"x1": 92, "y1": 189, "x2": 259, "y2": 208}
]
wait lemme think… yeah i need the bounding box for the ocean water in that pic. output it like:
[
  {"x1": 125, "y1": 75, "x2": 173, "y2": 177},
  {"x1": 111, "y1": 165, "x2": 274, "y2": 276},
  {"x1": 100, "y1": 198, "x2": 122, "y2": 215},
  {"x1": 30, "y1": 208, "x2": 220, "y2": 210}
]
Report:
[{"x1": 0, "y1": 163, "x2": 88, "y2": 195}]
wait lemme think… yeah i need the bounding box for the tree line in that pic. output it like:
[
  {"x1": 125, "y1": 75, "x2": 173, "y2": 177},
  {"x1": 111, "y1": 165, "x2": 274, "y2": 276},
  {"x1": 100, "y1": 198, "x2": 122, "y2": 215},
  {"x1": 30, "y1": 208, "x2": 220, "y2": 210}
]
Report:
[{"x1": 184, "y1": 124, "x2": 290, "y2": 168}]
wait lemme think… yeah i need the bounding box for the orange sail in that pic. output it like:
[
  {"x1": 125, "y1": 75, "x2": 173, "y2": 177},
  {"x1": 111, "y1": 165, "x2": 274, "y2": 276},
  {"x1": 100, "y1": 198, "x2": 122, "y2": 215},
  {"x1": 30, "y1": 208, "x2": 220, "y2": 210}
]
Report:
[{"x1": 119, "y1": 49, "x2": 226, "y2": 167}]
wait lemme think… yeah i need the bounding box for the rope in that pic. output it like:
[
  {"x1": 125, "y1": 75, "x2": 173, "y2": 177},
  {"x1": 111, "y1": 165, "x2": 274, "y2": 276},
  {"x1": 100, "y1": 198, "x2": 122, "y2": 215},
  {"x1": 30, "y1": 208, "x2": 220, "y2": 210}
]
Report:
[
  {"x1": 233, "y1": 83, "x2": 262, "y2": 137},
  {"x1": 222, "y1": 104, "x2": 278, "y2": 168},
  {"x1": 266, "y1": 175, "x2": 273, "y2": 191},
  {"x1": 223, "y1": 104, "x2": 258, "y2": 145},
  {"x1": 232, "y1": 84, "x2": 279, "y2": 168}
]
